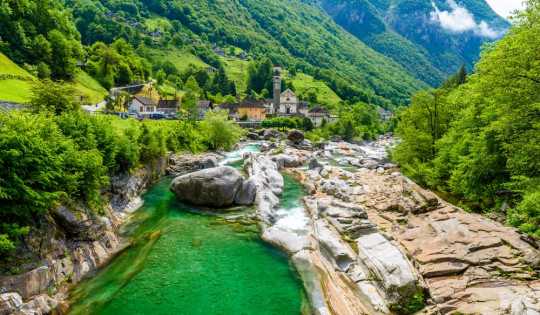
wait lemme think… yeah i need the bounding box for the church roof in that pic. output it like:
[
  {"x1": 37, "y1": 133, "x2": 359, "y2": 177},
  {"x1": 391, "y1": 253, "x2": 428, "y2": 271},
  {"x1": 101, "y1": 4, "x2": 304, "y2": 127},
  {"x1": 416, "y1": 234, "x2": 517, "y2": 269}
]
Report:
[{"x1": 280, "y1": 88, "x2": 296, "y2": 97}]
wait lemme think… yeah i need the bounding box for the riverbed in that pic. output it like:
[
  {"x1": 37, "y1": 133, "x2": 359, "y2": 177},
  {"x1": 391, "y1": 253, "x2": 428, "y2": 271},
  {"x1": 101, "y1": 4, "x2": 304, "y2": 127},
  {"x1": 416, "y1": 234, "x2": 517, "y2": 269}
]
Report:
[{"x1": 68, "y1": 146, "x2": 308, "y2": 314}]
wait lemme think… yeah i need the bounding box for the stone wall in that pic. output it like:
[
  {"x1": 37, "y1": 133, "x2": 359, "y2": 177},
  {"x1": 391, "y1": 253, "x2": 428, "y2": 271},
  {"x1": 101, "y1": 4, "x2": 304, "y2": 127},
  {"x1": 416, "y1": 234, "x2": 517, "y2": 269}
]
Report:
[{"x1": 0, "y1": 101, "x2": 27, "y2": 111}]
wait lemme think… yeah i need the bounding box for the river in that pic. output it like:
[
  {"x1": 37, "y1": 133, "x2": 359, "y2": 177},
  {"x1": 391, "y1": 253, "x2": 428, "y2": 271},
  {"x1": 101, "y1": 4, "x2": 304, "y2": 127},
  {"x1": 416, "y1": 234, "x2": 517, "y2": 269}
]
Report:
[{"x1": 68, "y1": 145, "x2": 308, "y2": 314}]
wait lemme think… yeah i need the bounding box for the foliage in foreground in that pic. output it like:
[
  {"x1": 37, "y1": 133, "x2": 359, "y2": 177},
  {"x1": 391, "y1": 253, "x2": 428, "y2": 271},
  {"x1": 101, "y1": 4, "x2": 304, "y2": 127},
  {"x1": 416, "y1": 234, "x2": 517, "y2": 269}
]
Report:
[
  {"x1": 0, "y1": 103, "x2": 241, "y2": 256},
  {"x1": 392, "y1": 0, "x2": 540, "y2": 236}
]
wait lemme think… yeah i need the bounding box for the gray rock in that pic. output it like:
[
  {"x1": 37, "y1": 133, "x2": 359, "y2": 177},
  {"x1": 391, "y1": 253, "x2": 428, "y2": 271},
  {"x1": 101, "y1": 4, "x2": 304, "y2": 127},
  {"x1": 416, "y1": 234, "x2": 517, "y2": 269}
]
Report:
[
  {"x1": 383, "y1": 163, "x2": 398, "y2": 170},
  {"x1": 330, "y1": 135, "x2": 342, "y2": 142},
  {"x1": 264, "y1": 129, "x2": 283, "y2": 140},
  {"x1": 53, "y1": 205, "x2": 94, "y2": 235},
  {"x1": 169, "y1": 166, "x2": 244, "y2": 207},
  {"x1": 273, "y1": 154, "x2": 302, "y2": 167},
  {"x1": 309, "y1": 158, "x2": 323, "y2": 170},
  {"x1": 246, "y1": 132, "x2": 260, "y2": 140},
  {"x1": 362, "y1": 160, "x2": 379, "y2": 170},
  {"x1": 268, "y1": 142, "x2": 278, "y2": 150},
  {"x1": 321, "y1": 179, "x2": 351, "y2": 201},
  {"x1": 258, "y1": 128, "x2": 267, "y2": 136},
  {"x1": 203, "y1": 157, "x2": 218, "y2": 169},
  {"x1": 262, "y1": 228, "x2": 310, "y2": 253},
  {"x1": 315, "y1": 220, "x2": 357, "y2": 271},
  {"x1": 260, "y1": 143, "x2": 270, "y2": 152},
  {"x1": 315, "y1": 141, "x2": 325, "y2": 150},
  {"x1": 234, "y1": 178, "x2": 257, "y2": 205},
  {"x1": 296, "y1": 139, "x2": 313, "y2": 151},
  {"x1": 287, "y1": 129, "x2": 305, "y2": 143},
  {"x1": 356, "y1": 233, "x2": 419, "y2": 300}
]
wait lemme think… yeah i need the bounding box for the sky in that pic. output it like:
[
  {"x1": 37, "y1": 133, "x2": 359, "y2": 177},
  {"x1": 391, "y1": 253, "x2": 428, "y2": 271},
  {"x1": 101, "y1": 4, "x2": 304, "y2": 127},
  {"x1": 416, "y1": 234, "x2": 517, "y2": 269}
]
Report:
[{"x1": 485, "y1": 0, "x2": 526, "y2": 18}]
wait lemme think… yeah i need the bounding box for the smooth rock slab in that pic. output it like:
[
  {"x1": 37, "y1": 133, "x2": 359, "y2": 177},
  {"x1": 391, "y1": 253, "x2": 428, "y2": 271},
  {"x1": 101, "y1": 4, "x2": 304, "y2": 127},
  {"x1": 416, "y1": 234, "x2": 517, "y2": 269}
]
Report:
[
  {"x1": 356, "y1": 233, "x2": 419, "y2": 300},
  {"x1": 169, "y1": 166, "x2": 244, "y2": 207}
]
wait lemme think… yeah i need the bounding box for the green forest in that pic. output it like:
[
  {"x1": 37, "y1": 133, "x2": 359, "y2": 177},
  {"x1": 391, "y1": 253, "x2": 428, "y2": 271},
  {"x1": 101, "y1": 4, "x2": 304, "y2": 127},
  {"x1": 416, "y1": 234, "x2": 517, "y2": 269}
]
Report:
[{"x1": 392, "y1": 0, "x2": 540, "y2": 236}]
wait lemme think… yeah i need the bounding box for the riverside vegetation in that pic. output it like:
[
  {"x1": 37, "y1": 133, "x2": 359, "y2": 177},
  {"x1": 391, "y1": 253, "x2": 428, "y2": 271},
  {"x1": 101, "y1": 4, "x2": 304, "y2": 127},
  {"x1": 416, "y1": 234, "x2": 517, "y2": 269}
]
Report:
[
  {"x1": 0, "y1": 83, "x2": 242, "y2": 259},
  {"x1": 392, "y1": 0, "x2": 540, "y2": 237}
]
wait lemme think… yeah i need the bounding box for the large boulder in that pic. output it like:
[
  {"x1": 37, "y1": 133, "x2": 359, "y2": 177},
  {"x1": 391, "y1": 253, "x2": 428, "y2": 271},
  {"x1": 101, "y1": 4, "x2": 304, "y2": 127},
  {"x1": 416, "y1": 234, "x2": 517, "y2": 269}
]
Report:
[
  {"x1": 263, "y1": 129, "x2": 283, "y2": 140},
  {"x1": 169, "y1": 166, "x2": 244, "y2": 207},
  {"x1": 295, "y1": 139, "x2": 313, "y2": 151},
  {"x1": 234, "y1": 178, "x2": 257, "y2": 206},
  {"x1": 286, "y1": 129, "x2": 304, "y2": 143},
  {"x1": 246, "y1": 132, "x2": 260, "y2": 140}
]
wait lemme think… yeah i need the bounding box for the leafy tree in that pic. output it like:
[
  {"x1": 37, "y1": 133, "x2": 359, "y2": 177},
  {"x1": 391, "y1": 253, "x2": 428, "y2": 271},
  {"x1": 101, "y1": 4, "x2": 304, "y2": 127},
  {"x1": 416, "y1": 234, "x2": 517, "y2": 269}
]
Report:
[
  {"x1": 48, "y1": 30, "x2": 79, "y2": 78},
  {"x1": 29, "y1": 79, "x2": 80, "y2": 115},
  {"x1": 156, "y1": 69, "x2": 166, "y2": 86},
  {"x1": 203, "y1": 109, "x2": 241, "y2": 150},
  {"x1": 307, "y1": 91, "x2": 318, "y2": 104},
  {"x1": 289, "y1": 65, "x2": 297, "y2": 77},
  {"x1": 303, "y1": 116, "x2": 314, "y2": 131}
]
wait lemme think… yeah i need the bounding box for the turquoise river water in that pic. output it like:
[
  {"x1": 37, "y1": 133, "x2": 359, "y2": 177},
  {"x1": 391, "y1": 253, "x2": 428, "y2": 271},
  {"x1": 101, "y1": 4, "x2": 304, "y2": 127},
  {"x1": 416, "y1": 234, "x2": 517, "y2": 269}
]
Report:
[{"x1": 68, "y1": 151, "x2": 308, "y2": 314}]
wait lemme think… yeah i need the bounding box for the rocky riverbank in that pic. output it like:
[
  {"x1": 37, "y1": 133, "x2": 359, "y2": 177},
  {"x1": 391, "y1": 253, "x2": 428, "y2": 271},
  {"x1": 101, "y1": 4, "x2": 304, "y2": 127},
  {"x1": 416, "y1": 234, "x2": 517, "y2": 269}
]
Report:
[
  {"x1": 240, "y1": 132, "x2": 539, "y2": 314},
  {"x1": 0, "y1": 152, "x2": 221, "y2": 315}
]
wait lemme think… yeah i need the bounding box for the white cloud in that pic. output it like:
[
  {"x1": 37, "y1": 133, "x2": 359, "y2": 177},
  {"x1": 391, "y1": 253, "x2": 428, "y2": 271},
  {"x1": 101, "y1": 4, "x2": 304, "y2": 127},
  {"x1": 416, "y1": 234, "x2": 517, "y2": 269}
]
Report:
[{"x1": 430, "y1": 0, "x2": 502, "y2": 38}]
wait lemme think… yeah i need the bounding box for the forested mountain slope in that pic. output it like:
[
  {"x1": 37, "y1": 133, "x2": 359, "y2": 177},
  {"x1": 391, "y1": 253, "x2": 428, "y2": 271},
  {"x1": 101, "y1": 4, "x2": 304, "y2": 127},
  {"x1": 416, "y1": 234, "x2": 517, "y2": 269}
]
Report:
[
  {"x1": 66, "y1": 0, "x2": 430, "y2": 106},
  {"x1": 320, "y1": 0, "x2": 511, "y2": 86}
]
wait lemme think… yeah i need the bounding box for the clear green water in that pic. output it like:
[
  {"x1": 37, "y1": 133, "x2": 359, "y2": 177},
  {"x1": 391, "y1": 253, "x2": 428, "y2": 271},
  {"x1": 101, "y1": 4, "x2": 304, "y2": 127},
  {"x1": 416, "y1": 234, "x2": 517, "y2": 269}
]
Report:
[{"x1": 68, "y1": 177, "x2": 306, "y2": 315}]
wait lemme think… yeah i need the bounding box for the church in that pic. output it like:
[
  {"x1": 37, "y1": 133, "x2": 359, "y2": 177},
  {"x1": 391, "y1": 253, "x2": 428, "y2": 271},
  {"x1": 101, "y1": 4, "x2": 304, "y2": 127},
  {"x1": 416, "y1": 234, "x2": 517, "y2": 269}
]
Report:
[{"x1": 271, "y1": 63, "x2": 301, "y2": 116}]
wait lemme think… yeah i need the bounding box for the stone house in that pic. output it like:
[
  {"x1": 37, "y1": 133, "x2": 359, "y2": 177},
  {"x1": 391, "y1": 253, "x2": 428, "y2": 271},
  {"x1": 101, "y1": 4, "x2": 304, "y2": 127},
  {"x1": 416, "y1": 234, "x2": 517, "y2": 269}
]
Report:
[
  {"x1": 157, "y1": 99, "x2": 179, "y2": 115},
  {"x1": 377, "y1": 109, "x2": 394, "y2": 121},
  {"x1": 328, "y1": 114, "x2": 340, "y2": 124},
  {"x1": 262, "y1": 98, "x2": 275, "y2": 114},
  {"x1": 298, "y1": 101, "x2": 310, "y2": 116},
  {"x1": 236, "y1": 52, "x2": 249, "y2": 60},
  {"x1": 307, "y1": 106, "x2": 330, "y2": 127},
  {"x1": 213, "y1": 49, "x2": 226, "y2": 56},
  {"x1": 204, "y1": 67, "x2": 216, "y2": 74},
  {"x1": 195, "y1": 100, "x2": 214, "y2": 119}
]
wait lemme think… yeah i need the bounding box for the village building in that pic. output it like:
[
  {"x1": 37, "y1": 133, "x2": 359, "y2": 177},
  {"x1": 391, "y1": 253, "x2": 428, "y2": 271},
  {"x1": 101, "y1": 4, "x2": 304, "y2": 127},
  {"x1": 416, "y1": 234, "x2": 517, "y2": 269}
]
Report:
[
  {"x1": 195, "y1": 100, "x2": 214, "y2": 119},
  {"x1": 307, "y1": 106, "x2": 330, "y2": 127},
  {"x1": 204, "y1": 66, "x2": 216, "y2": 74},
  {"x1": 131, "y1": 95, "x2": 158, "y2": 115},
  {"x1": 236, "y1": 52, "x2": 249, "y2": 60},
  {"x1": 377, "y1": 109, "x2": 394, "y2": 121},
  {"x1": 298, "y1": 101, "x2": 310, "y2": 115},
  {"x1": 273, "y1": 63, "x2": 282, "y2": 113},
  {"x1": 328, "y1": 114, "x2": 340, "y2": 124},
  {"x1": 213, "y1": 49, "x2": 226, "y2": 56},
  {"x1": 279, "y1": 88, "x2": 299, "y2": 114},
  {"x1": 262, "y1": 98, "x2": 275, "y2": 114},
  {"x1": 221, "y1": 98, "x2": 266, "y2": 121},
  {"x1": 148, "y1": 30, "x2": 163, "y2": 37},
  {"x1": 157, "y1": 99, "x2": 179, "y2": 115}
]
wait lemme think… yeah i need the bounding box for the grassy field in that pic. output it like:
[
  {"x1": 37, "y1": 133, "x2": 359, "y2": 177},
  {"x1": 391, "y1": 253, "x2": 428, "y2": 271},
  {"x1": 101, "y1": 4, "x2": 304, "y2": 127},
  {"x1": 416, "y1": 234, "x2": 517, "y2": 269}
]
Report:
[
  {"x1": 145, "y1": 12, "x2": 173, "y2": 32},
  {"x1": 285, "y1": 71, "x2": 342, "y2": 106},
  {"x1": 0, "y1": 79, "x2": 33, "y2": 102},
  {"x1": 148, "y1": 46, "x2": 209, "y2": 71},
  {"x1": 220, "y1": 56, "x2": 249, "y2": 92},
  {"x1": 73, "y1": 70, "x2": 108, "y2": 104},
  {"x1": 0, "y1": 53, "x2": 34, "y2": 79},
  {"x1": 0, "y1": 52, "x2": 35, "y2": 102}
]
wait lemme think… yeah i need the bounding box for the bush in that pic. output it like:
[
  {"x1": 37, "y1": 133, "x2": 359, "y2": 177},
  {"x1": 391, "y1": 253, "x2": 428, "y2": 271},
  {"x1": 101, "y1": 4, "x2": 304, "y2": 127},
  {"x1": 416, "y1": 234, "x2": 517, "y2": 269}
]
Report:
[{"x1": 388, "y1": 291, "x2": 425, "y2": 314}]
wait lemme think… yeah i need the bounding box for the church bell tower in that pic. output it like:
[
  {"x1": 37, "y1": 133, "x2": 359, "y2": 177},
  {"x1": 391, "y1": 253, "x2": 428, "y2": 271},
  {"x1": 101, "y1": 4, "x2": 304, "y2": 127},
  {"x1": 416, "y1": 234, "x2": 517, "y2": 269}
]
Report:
[{"x1": 273, "y1": 63, "x2": 282, "y2": 113}]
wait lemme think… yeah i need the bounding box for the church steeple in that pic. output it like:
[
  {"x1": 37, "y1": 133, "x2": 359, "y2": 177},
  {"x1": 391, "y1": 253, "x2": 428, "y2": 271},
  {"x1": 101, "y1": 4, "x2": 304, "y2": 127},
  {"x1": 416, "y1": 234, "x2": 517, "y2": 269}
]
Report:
[{"x1": 273, "y1": 63, "x2": 282, "y2": 113}]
